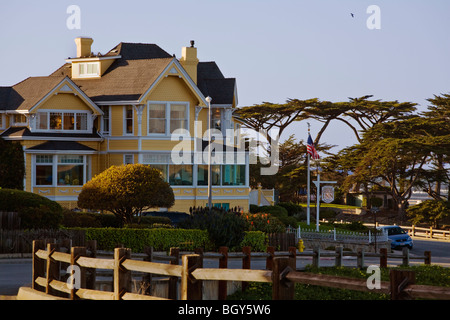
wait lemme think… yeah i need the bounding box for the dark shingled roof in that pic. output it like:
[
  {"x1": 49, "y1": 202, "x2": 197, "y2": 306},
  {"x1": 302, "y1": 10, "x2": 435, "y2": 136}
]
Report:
[
  {"x1": 0, "y1": 126, "x2": 102, "y2": 140},
  {"x1": 0, "y1": 42, "x2": 237, "y2": 110},
  {"x1": 197, "y1": 62, "x2": 236, "y2": 105},
  {"x1": 27, "y1": 140, "x2": 96, "y2": 151}
]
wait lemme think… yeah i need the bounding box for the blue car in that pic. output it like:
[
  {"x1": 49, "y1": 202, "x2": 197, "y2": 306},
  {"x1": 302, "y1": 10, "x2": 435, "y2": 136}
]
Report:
[{"x1": 378, "y1": 226, "x2": 413, "y2": 250}]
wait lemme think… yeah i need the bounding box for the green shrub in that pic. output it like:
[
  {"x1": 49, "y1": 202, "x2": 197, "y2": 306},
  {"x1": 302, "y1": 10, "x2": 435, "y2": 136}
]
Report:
[
  {"x1": 82, "y1": 228, "x2": 212, "y2": 252},
  {"x1": 257, "y1": 205, "x2": 299, "y2": 227},
  {"x1": 240, "y1": 231, "x2": 268, "y2": 252},
  {"x1": 243, "y1": 213, "x2": 285, "y2": 233},
  {"x1": 278, "y1": 202, "x2": 303, "y2": 216},
  {"x1": 0, "y1": 188, "x2": 63, "y2": 229},
  {"x1": 178, "y1": 208, "x2": 247, "y2": 250}
]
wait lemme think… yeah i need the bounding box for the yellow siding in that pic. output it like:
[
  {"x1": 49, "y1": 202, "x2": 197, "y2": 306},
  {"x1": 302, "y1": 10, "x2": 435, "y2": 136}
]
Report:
[
  {"x1": 110, "y1": 106, "x2": 124, "y2": 136},
  {"x1": 38, "y1": 93, "x2": 91, "y2": 111},
  {"x1": 108, "y1": 139, "x2": 138, "y2": 150}
]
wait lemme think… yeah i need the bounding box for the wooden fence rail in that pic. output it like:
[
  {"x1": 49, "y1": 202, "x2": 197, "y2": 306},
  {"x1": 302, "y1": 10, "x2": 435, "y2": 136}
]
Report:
[{"x1": 27, "y1": 239, "x2": 450, "y2": 301}]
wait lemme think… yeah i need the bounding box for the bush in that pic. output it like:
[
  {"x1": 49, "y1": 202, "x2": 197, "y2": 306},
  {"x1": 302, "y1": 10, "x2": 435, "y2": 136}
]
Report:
[
  {"x1": 278, "y1": 202, "x2": 303, "y2": 216},
  {"x1": 240, "y1": 231, "x2": 268, "y2": 252},
  {"x1": 256, "y1": 205, "x2": 299, "y2": 227},
  {"x1": 62, "y1": 209, "x2": 172, "y2": 228},
  {"x1": 82, "y1": 228, "x2": 212, "y2": 252},
  {"x1": 0, "y1": 188, "x2": 63, "y2": 229},
  {"x1": 243, "y1": 213, "x2": 285, "y2": 233},
  {"x1": 178, "y1": 207, "x2": 248, "y2": 250}
]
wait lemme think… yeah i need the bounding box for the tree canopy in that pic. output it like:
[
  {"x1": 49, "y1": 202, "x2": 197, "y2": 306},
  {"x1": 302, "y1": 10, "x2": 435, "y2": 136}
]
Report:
[{"x1": 77, "y1": 164, "x2": 175, "y2": 225}]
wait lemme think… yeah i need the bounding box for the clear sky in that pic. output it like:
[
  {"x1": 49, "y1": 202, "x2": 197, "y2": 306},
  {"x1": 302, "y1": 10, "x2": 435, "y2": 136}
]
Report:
[{"x1": 1, "y1": 0, "x2": 449, "y2": 151}]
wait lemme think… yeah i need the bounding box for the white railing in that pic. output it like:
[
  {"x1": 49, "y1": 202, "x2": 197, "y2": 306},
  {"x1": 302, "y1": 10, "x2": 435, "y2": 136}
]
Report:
[{"x1": 286, "y1": 226, "x2": 388, "y2": 244}]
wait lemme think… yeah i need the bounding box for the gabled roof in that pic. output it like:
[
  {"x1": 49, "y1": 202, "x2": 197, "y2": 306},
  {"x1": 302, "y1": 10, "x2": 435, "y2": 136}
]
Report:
[
  {"x1": 54, "y1": 58, "x2": 174, "y2": 103},
  {"x1": 197, "y1": 62, "x2": 236, "y2": 105},
  {"x1": 1, "y1": 41, "x2": 237, "y2": 111},
  {"x1": 1, "y1": 77, "x2": 64, "y2": 111}
]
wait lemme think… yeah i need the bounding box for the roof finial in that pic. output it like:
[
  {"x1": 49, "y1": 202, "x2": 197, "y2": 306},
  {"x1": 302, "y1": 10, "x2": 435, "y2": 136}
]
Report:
[{"x1": 190, "y1": 40, "x2": 195, "y2": 48}]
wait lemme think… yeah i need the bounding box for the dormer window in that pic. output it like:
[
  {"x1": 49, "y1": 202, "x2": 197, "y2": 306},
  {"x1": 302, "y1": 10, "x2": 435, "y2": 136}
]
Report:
[{"x1": 79, "y1": 62, "x2": 100, "y2": 77}]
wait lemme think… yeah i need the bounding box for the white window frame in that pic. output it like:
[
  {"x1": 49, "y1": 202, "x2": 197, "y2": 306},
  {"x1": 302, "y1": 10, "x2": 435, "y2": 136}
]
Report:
[
  {"x1": 124, "y1": 154, "x2": 134, "y2": 165},
  {"x1": 12, "y1": 113, "x2": 28, "y2": 126},
  {"x1": 33, "y1": 154, "x2": 89, "y2": 187},
  {"x1": 100, "y1": 106, "x2": 111, "y2": 135},
  {"x1": 123, "y1": 106, "x2": 134, "y2": 135},
  {"x1": 147, "y1": 101, "x2": 190, "y2": 137},
  {"x1": 78, "y1": 62, "x2": 100, "y2": 77},
  {"x1": 34, "y1": 109, "x2": 91, "y2": 133}
]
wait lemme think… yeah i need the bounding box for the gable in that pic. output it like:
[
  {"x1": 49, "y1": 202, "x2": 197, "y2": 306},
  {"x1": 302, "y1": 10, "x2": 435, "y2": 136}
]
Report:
[
  {"x1": 29, "y1": 77, "x2": 102, "y2": 115},
  {"x1": 139, "y1": 60, "x2": 207, "y2": 106}
]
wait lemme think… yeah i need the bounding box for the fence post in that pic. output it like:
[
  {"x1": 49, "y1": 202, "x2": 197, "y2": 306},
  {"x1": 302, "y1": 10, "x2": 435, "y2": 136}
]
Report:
[
  {"x1": 357, "y1": 247, "x2": 365, "y2": 269},
  {"x1": 402, "y1": 247, "x2": 410, "y2": 266},
  {"x1": 181, "y1": 254, "x2": 203, "y2": 300},
  {"x1": 272, "y1": 257, "x2": 295, "y2": 300},
  {"x1": 70, "y1": 246, "x2": 86, "y2": 300},
  {"x1": 46, "y1": 243, "x2": 60, "y2": 297},
  {"x1": 32, "y1": 240, "x2": 46, "y2": 292},
  {"x1": 218, "y1": 246, "x2": 228, "y2": 300},
  {"x1": 143, "y1": 246, "x2": 153, "y2": 295},
  {"x1": 242, "y1": 246, "x2": 251, "y2": 292},
  {"x1": 380, "y1": 248, "x2": 388, "y2": 268},
  {"x1": 288, "y1": 246, "x2": 296, "y2": 270},
  {"x1": 85, "y1": 240, "x2": 96, "y2": 290},
  {"x1": 169, "y1": 247, "x2": 180, "y2": 300},
  {"x1": 114, "y1": 247, "x2": 131, "y2": 300},
  {"x1": 335, "y1": 246, "x2": 343, "y2": 267},
  {"x1": 390, "y1": 269, "x2": 416, "y2": 300},
  {"x1": 312, "y1": 248, "x2": 320, "y2": 268},
  {"x1": 266, "y1": 246, "x2": 275, "y2": 270},
  {"x1": 424, "y1": 251, "x2": 431, "y2": 265}
]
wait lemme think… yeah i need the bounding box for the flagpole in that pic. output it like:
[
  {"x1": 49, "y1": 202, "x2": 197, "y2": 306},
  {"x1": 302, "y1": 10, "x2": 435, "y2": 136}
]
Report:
[{"x1": 306, "y1": 123, "x2": 311, "y2": 226}]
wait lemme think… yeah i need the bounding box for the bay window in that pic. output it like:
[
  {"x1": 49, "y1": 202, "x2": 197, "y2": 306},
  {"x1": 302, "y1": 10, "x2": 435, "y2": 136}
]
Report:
[{"x1": 34, "y1": 154, "x2": 88, "y2": 187}]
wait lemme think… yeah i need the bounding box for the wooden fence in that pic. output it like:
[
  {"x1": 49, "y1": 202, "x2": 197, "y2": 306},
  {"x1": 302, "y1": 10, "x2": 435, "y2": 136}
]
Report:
[{"x1": 27, "y1": 239, "x2": 450, "y2": 300}]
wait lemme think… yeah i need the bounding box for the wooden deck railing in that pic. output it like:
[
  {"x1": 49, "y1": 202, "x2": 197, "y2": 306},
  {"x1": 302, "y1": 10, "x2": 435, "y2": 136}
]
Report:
[{"x1": 30, "y1": 240, "x2": 450, "y2": 300}]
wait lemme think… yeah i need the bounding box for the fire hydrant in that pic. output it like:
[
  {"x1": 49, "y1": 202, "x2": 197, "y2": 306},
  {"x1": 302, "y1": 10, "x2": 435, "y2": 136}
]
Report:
[{"x1": 298, "y1": 239, "x2": 305, "y2": 252}]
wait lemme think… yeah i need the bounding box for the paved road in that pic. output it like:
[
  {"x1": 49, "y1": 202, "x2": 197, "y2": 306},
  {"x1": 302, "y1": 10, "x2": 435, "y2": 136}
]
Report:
[{"x1": 1, "y1": 238, "x2": 449, "y2": 296}]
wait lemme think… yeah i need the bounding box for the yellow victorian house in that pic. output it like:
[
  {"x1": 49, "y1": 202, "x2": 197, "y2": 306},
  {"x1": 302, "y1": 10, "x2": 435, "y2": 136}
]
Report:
[{"x1": 0, "y1": 38, "x2": 248, "y2": 212}]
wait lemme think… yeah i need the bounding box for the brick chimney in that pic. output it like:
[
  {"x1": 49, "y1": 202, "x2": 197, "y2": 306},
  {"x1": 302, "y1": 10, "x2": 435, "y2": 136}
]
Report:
[
  {"x1": 74, "y1": 37, "x2": 94, "y2": 58},
  {"x1": 180, "y1": 40, "x2": 199, "y2": 84}
]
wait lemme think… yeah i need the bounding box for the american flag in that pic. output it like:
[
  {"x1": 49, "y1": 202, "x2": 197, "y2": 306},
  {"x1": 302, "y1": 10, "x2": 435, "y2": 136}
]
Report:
[{"x1": 307, "y1": 134, "x2": 320, "y2": 160}]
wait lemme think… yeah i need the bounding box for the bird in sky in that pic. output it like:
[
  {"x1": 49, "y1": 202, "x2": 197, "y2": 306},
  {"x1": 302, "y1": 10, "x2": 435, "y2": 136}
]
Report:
[{"x1": 351, "y1": 13, "x2": 354, "y2": 17}]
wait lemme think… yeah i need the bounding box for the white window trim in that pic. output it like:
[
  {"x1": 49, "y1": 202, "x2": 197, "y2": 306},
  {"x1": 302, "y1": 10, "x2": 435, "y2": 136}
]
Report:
[
  {"x1": 12, "y1": 114, "x2": 28, "y2": 127},
  {"x1": 100, "y1": 106, "x2": 111, "y2": 135},
  {"x1": 123, "y1": 106, "x2": 134, "y2": 135},
  {"x1": 33, "y1": 109, "x2": 92, "y2": 133},
  {"x1": 147, "y1": 101, "x2": 190, "y2": 137},
  {"x1": 78, "y1": 62, "x2": 100, "y2": 78},
  {"x1": 123, "y1": 154, "x2": 134, "y2": 165},
  {"x1": 32, "y1": 154, "x2": 89, "y2": 188}
]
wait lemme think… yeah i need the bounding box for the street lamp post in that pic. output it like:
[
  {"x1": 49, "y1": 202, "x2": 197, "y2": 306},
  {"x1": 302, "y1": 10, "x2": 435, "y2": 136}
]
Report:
[{"x1": 206, "y1": 96, "x2": 212, "y2": 212}]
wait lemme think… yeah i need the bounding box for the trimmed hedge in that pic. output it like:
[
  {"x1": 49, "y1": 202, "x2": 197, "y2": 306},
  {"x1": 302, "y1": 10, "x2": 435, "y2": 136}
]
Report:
[{"x1": 70, "y1": 228, "x2": 268, "y2": 252}]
